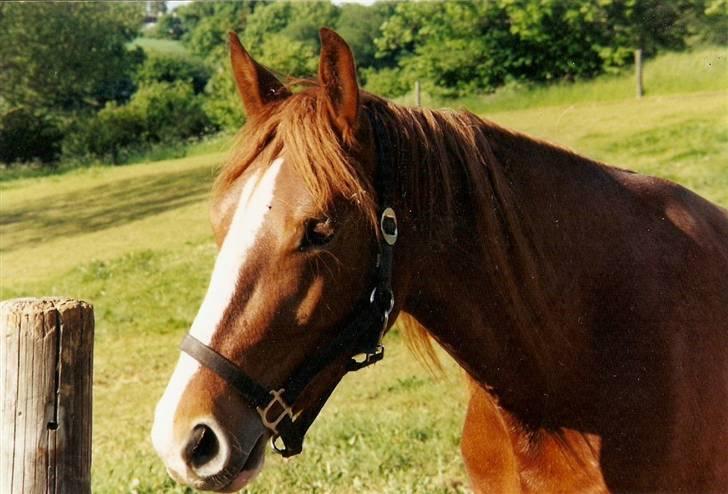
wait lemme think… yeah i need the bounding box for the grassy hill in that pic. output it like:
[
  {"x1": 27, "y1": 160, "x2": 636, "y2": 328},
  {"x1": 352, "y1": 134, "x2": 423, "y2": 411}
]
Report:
[
  {"x1": 399, "y1": 46, "x2": 728, "y2": 112},
  {"x1": 1, "y1": 48, "x2": 726, "y2": 493},
  {"x1": 130, "y1": 37, "x2": 189, "y2": 56}
]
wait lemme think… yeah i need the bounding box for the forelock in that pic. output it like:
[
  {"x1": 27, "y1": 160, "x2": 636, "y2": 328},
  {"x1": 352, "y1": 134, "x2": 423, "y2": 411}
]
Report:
[{"x1": 214, "y1": 87, "x2": 377, "y2": 228}]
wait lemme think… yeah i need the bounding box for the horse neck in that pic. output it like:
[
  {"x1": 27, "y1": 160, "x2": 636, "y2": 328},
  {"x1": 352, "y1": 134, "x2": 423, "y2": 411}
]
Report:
[{"x1": 390, "y1": 110, "x2": 603, "y2": 428}]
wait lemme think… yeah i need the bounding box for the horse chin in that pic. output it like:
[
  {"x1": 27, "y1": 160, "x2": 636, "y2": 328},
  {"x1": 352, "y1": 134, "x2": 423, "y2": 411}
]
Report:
[{"x1": 219, "y1": 435, "x2": 267, "y2": 493}]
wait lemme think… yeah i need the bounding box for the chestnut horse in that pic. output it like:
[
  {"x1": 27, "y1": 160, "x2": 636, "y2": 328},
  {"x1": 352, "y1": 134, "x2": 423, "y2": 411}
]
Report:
[{"x1": 152, "y1": 29, "x2": 728, "y2": 493}]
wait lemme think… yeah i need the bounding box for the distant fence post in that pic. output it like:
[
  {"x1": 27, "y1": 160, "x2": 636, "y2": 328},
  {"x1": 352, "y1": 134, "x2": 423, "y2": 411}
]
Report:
[
  {"x1": 1, "y1": 298, "x2": 94, "y2": 494},
  {"x1": 635, "y1": 49, "x2": 643, "y2": 98},
  {"x1": 415, "y1": 80, "x2": 422, "y2": 107}
]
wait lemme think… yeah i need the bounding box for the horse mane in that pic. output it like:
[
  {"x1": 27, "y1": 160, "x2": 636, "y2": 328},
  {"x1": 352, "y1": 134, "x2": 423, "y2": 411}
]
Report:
[
  {"x1": 363, "y1": 95, "x2": 570, "y2": 388},
  {"x1": 214, "y1": 81, "x2": 378, "y2": 228},
  {"x1": 215, "y1": 82, "x2": 567, "y2": 391}
]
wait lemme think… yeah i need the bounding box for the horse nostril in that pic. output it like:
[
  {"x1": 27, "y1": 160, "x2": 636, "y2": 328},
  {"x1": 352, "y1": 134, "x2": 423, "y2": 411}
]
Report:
[{"x1": 184, "y1": 424, "x2": 220, "y2": 470}]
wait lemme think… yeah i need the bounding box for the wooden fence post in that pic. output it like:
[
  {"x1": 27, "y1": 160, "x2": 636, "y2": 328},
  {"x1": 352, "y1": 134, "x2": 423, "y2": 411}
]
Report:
[
  {"x1": 415, "y1": 80, "x2": 422, "y2": 107},
  {"x1": 635, "y1": 49, "x2": 643, "y2": 98},
  {"x1": 1, "y1": 298, "x2": 94, "y2": 494}
]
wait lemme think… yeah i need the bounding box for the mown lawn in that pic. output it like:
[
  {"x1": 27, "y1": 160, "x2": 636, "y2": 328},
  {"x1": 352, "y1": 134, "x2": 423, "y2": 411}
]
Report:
[{"x1": 1, "y1": 84, "x2": 726, "y2": 492}]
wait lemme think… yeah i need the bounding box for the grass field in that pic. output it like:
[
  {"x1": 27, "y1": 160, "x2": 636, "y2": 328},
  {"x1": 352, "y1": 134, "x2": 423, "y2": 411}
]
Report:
[
  {"x1": 130, "y1": 37, "x2": 189, "y2": 56},
  {"x1": 397, "y1": 46, "x2": 727, "y2": 112},
  {"x1": 1, "y1": 50, "x2": 726, "y2": 492}
]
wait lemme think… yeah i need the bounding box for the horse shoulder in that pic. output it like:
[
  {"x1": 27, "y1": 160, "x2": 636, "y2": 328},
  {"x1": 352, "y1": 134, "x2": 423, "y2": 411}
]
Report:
[
  {"x1": 461, "y1": 380, "x2": 521, "y2": 493},
  {"x1": 462, "y1": 381, "x2": 607, "y2": 494}
]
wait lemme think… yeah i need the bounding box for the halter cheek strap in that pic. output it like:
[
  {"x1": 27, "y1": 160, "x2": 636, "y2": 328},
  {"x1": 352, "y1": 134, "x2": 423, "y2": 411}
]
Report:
[{"x1": 180, "y1": 109, "x2": 397, "y2": 457}]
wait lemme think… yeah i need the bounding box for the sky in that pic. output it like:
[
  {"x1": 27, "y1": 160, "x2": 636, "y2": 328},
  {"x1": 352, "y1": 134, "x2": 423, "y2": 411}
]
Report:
[{"x1": 167, "y1": 1, "x2": 190, "y2": 10}]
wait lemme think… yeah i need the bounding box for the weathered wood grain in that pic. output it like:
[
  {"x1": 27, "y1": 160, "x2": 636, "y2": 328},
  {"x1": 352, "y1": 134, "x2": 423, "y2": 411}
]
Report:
[{"x1": 1, "y1": 298, "x2": 94, "y2": 494}]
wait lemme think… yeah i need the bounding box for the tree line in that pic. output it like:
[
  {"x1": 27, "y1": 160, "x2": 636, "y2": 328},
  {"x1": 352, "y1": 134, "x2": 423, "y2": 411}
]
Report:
[{"x1": 1, "y1": 0, "x2": 725, "y2": 166}]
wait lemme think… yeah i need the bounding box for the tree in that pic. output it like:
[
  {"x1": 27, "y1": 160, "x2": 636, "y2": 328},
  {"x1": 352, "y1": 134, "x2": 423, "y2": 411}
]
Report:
[
  {"x1": 241, "y1": 1, "x2": 339, "y2": 56},
  {"x1": 593, "y1": 0, "x2": 691, "y2": 68},
  {"x1": 375, "y1": 2, "x2": 516, "y2": 95},
  {"x1": 176, "y1": 1, "x2": 256, "y2": 59},
  {"x1": 373, "y1": 0, "x2": 713, "y2": 96},
  {"x1": 63, "y1": 81, "x2": 212, "y2": 164},
  {"x1": 0, "y1": 108, "x2": 63, "y2": 164},
  {"x1": 135, "y1": 53, "x2": 210, "y2": 94},
  {"x1": 0, "y1": 3, "x2": 144, "y2": 114},
  {"x1": 335, "y1": 3, "x2": 393, "y2": 71},
  {"x1": 200, "y1": 1, "x2": 342, "y2": 130},
  {"x1": 698, "y1": 0, "x2": 728, "y2": 44},
  {"x1": 151, "y1": 12, "x2": 186, "y2": 40}
]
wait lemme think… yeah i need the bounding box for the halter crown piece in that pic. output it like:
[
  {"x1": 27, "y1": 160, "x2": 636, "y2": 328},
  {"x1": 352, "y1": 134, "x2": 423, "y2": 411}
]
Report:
[{"x1": 180, "y1": 109, "x2": 398, "y2": 457}]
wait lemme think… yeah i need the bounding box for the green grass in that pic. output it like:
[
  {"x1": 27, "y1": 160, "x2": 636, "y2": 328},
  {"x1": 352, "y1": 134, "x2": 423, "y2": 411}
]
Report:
[
  {"x1": 485, "y1": 91, "x2": 728, "y2": 206},
  {"x1": 1, "y1": 48, "x2": 726, "y2": 492},
  {"x1": 398, "y1": 46, "x2": 728, "y2": 113},
  {"x1": 0, "y1": 133, "x2": 235, "y2": 186},
  {"x1": 130, "y1": 37, "x2": 189, "y2": 56}
]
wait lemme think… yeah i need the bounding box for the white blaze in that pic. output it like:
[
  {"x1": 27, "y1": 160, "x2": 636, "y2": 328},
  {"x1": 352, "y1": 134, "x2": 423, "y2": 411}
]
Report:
[{"x1": 152, "y1": 158, "x2": 284, "y2": 473}]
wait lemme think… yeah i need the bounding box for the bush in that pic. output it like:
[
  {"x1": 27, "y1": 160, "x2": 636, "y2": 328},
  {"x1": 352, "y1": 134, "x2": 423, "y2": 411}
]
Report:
[
  {"x1": 63, "y1": 81, "x2": 214, "y2": 164},
  {"x1": 148, "y1": 13, "x2": 186, "y2": 40},
  {"x1": 202, "y1": 68, "x2": 245, "y2": 131},
  {"x1": 135, "y1": 53, "x2": 210, "y2": 94},
  {"x1": 134, "y1": 81, "x2": 212, "y2": 141},
  {"x1": 0, "y1": 108, "x2": 63, "y2": 164},
  {"x1": 63, "y1": 104, "x2": 145, "y2": 164},
  {"x1": 362, "y1": 67, "x2": 415, "y2": 98}
]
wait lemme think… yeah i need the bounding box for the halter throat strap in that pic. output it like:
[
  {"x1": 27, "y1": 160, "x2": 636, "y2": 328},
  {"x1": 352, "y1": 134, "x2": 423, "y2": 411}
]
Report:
[{"x1": 180, "y1": 109, "x2": 398, "y2": 457}]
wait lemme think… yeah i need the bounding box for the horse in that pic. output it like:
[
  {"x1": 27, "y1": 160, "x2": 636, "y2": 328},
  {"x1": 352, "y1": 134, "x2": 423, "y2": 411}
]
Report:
[{"x1": 151, "y1": 28, "x2": 728, "y2": 493}]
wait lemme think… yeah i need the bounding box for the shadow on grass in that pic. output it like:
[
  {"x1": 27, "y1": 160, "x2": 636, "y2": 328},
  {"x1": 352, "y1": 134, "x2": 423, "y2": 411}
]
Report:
[{"x1": 1, "y1": 165, "x2": 214, "y2": 251}]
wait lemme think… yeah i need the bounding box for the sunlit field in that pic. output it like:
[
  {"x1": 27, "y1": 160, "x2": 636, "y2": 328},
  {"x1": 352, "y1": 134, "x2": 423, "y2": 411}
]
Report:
[{"x1": 1, "y1": 49, "x2": 726, "y2": 492}]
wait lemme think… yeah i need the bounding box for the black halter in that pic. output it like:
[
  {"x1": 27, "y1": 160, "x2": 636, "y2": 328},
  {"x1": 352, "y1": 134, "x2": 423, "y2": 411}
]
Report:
[{"x1": 180, "y1": 110, "x2": 397, "y2": 457}]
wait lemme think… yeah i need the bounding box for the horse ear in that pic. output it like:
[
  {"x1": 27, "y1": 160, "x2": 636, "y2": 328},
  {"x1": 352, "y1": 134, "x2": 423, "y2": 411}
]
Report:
[
  {"x1": 229, "y1": 32, "x2": 289, "y2": 119},
  {"x1": 318, "y1": 28, "x2": 359, "y2": 137}
]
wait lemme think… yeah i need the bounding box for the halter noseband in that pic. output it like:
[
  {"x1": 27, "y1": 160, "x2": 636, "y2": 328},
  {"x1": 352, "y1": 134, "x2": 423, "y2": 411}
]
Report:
[{"x1": 180, "y1": 110, "x2": 397, "y2": 457}]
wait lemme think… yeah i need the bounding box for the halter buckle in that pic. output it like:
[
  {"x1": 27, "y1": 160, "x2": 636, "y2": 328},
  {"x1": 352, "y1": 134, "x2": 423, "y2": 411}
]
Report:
[
  {"x1": 348, "y1": 345, "x2": 385, "y2": 371},
  {"x1": 256, "y1": 389, "x2": 294, "y2": 434},
  {"x1": 380, "y1": 208, "x2": 398, "y2": 245}
]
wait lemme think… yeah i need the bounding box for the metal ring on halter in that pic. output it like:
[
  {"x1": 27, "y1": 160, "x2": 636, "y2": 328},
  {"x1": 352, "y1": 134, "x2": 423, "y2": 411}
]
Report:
[
  {"x1": 369, "y1": 286, "x2": 394, "y2": 312},
  {"x1": 270, "y1": 434, "x2": 287, "y2": 454},
  {"x1": 380, "y1": 208, "x2": 398, "y2": 245},
  {"x1": 351, "y1": 344, "x2": 384, "y2": 365},
  {"x1": 369, "y1": 286, "x2": 394, "y2": 338}
]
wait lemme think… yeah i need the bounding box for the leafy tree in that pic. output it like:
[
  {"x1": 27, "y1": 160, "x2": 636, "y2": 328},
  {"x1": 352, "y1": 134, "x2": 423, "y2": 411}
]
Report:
[
  {"x1": 258, "y1": 34, "x2": 318, "y2": 77},
  {"x1": 149, "y1": 1, "x2": 167, "y2": 16},
  {"x1": 335, "y1": 3, "x2": 393, "y2": 72},
  {"x1": 0, "y1": 2, "x2": 144, "y2": 114},
  {"x1": 176, "y1": 1, "x2": 256, "y2": 58},
  {"x1": 374, "y1": 0, "x2": 717, "y2": 96},
  {"x1": 200, "y1": 2, "x2": 340, "y2": 130},
  {"x1": 498, "y1": 0, "x2": 606, "y2": 79},
  {"x1": 150, "y1": 12, "x2": 186, "y2": 40},
  {"x1": 0, "y1": 109, "x2": 63, "y2": 164},
  {"x1": 202, "y1": 68, "x2": 244, "y2": 131},
  {"x1": 376, "y1": 2, "x2": 515, "y2": 95},
  {"x1": 698, "y1": 0, "x2": 728, "y2": 44},
  {"x1": 135, "y1": 53, "x2": 210, "y2": 94},
  {"x1": 131, "y1": 81, "x2": 211, "y2": 142},
  {"x1": 242, "y1": 2, "x2": 338, "y2": 51},
  {"x1": 279, "y1": 2, "x2": 340, "y2": 49},
  {"x1": 593, "y1": 0, "x2": 691, "y2": 68},
  {"x1": 64, "y1": 81, "x2": 212, "y2": 164},
  {"x1": 361, "y1": 66, "x2": 415, "y2": 98}
]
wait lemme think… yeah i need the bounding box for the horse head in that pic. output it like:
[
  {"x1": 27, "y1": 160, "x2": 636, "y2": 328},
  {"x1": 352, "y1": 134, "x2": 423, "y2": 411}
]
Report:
[{"x1": 151, "y1": 28, "x2": 397, "y2": 492}]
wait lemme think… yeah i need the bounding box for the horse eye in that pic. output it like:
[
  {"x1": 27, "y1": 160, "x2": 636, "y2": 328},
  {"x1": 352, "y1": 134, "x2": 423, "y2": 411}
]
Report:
[{"x1": 300, "y1": 217, "x2": 335, "y2": 250}]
